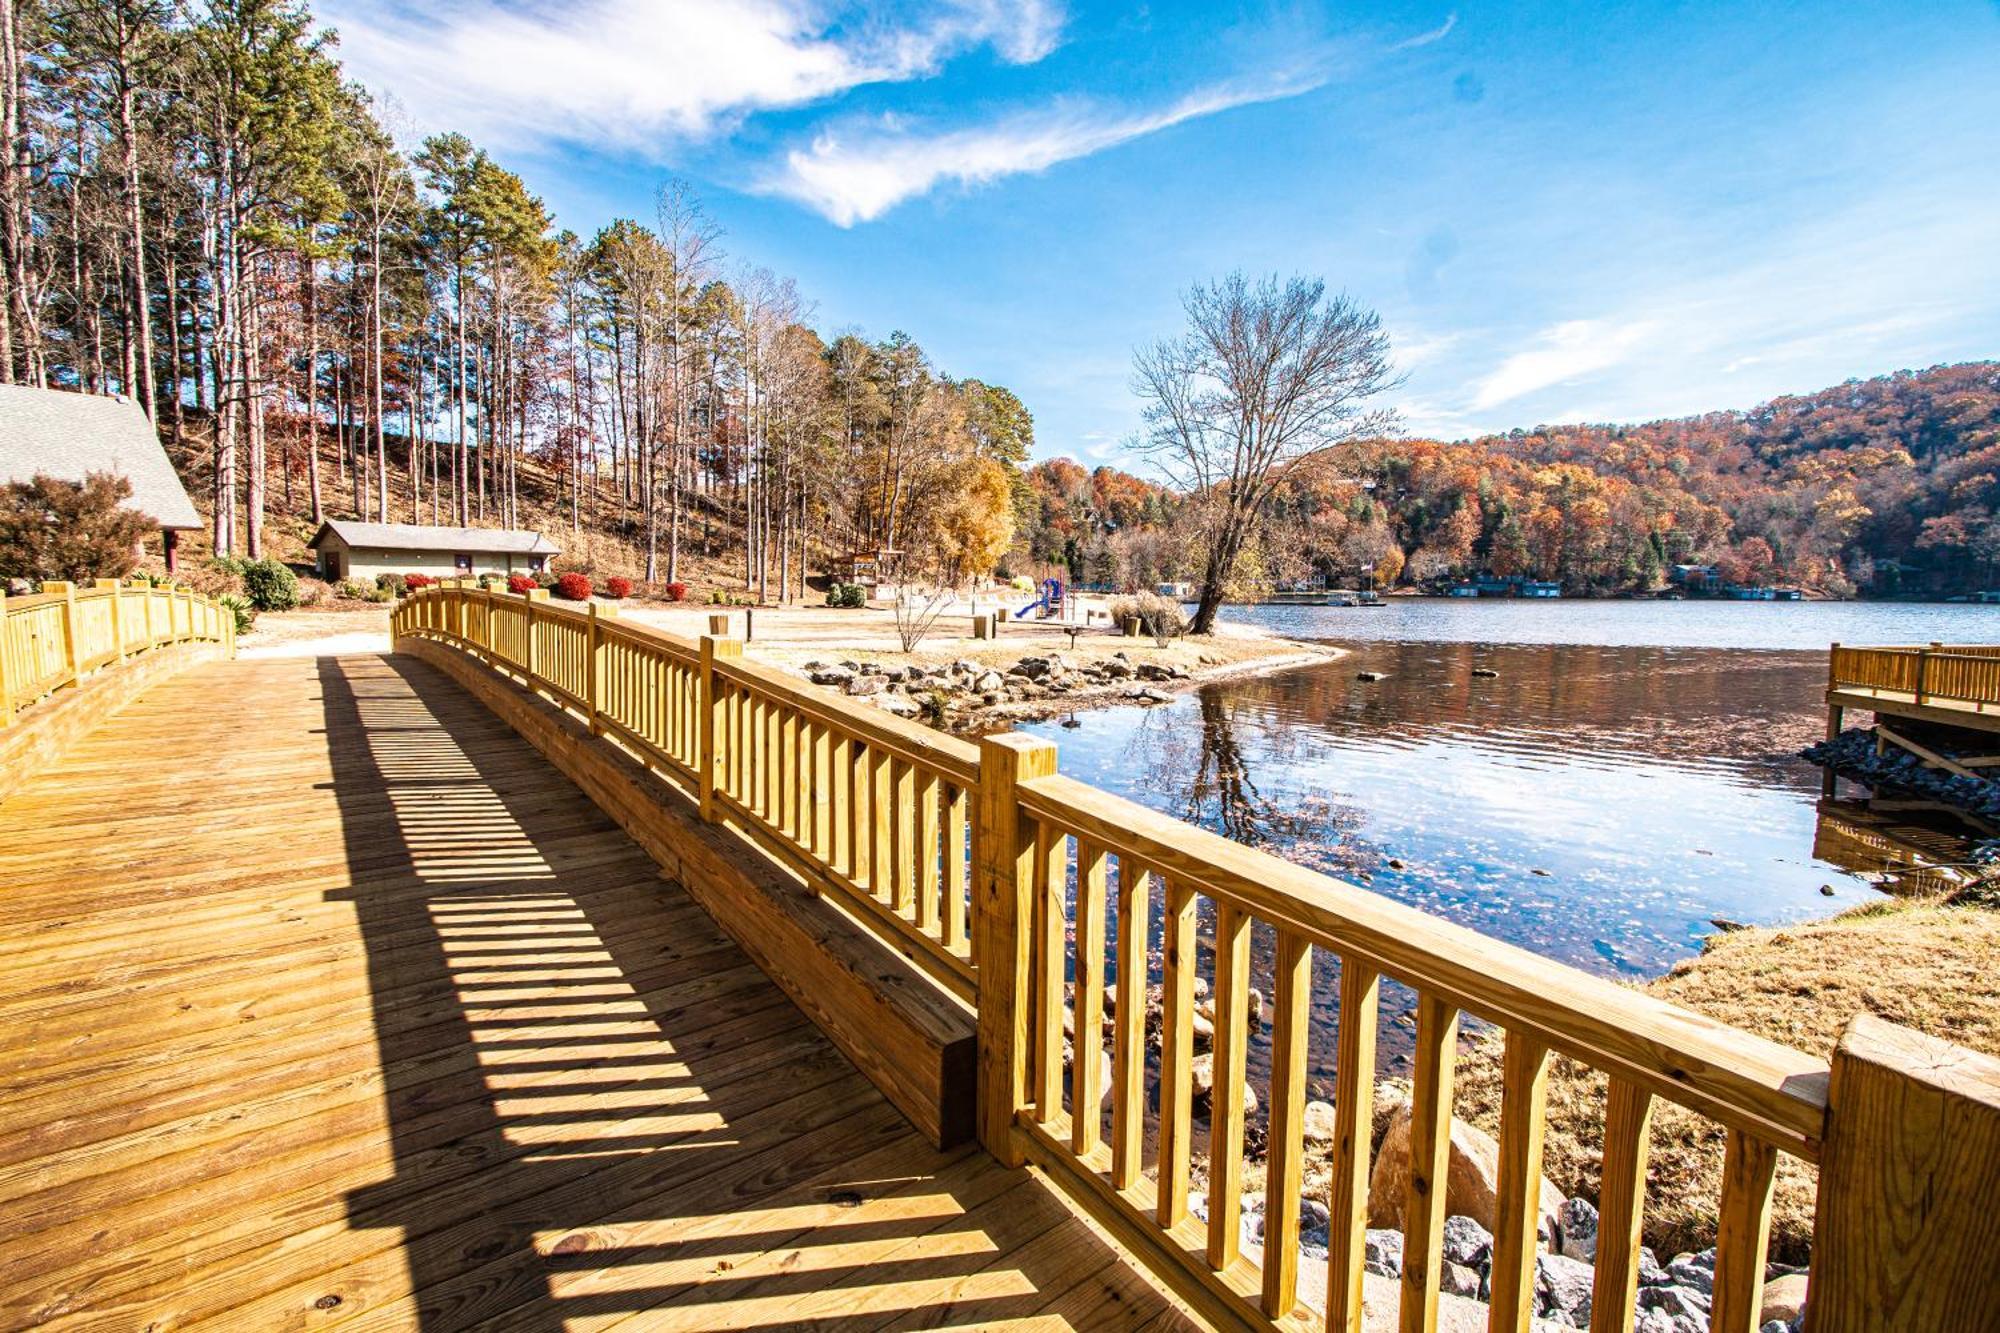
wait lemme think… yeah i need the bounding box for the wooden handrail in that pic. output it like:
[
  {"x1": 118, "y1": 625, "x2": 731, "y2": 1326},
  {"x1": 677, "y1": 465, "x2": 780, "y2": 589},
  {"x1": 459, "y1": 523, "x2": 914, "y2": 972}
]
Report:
[
  {"x1": 396, "y1": 584, "x2": 2000, "y2": 1333},
  {"x1": 1, "y1": 579, "x2": 234, "y2": 726},
  {"x1": 1829, "y1": 642, "x2": 2000, "y2": 711}
]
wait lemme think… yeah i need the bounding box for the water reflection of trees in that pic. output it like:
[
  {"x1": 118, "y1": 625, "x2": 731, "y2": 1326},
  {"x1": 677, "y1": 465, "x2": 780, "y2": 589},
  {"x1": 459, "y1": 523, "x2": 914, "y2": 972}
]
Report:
[{"x1": 1122, "y1": 686, "x2": 1372, "y2": 878}]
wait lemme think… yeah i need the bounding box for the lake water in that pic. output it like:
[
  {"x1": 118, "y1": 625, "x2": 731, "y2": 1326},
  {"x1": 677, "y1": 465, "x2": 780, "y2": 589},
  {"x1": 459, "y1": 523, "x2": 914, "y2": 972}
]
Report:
[{"x1": 1017, "y1": 600, "x2": 1996, "y2": 1076}]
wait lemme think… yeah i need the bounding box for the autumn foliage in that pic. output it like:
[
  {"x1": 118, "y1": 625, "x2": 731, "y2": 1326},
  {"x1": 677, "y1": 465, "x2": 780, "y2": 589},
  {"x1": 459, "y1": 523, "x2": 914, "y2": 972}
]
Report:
[
  {"x1": 553, "y1": 572, "x2": 591, "y2": 601},
  {"x1": 0, "y1": 472, "x2": 154, "y2": 583}
]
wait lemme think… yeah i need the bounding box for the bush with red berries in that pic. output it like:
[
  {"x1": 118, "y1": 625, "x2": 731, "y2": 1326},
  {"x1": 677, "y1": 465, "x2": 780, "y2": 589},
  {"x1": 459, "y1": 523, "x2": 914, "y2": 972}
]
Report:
[
  {"x1": 603, "y1": 576, "x2": 632, "y2": 599},
  {"x1": 665, "y1": 581, "x2": 687, "y2": 602},
  {"x1": 507, "y1": 573, "x2": 536, "y2": 595},
  {"x1": 554, "y1": 572, "x2": 592, "y2": 601}
]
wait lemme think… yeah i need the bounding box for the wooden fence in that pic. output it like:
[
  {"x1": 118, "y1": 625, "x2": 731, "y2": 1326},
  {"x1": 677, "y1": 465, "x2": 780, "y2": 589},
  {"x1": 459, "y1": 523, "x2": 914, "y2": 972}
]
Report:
[
  {"x1": 1829, "y1": 641, "x2": 2000, "y2": 711},
  {"x1": 1, "y1": 578, "x2": 234, "y2": 725},
  {"x1": 397, "y1": 582, "x2": 2000, "y2": 1333}
]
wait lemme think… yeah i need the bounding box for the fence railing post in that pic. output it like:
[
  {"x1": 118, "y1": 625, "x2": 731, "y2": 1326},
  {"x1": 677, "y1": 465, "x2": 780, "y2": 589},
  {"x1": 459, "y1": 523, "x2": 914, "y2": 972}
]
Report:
[
  {"x1": 0, "y1": 589, "x2": 13, "y2": 727},
  {"x1": 523, "y1": 588, "x2": 548, "y2": 684},
  {"x1": 699, "y1": 634, "x2": 742, "y2": 822},
  {"x1": 1915, "y1": 645, "x2": 1931, "y2": 704},
  {"x1": 588, "y1": 601, "x2": 617, "y2": 735},
  {"x1": 97, "y1": 579, "x2": 126, "y2": 662},
  {"x1": 44, "y1": 581, "x2": 78, "y2": 682},
  {"x1": 1808, "y1": 1013, "x2": 2000, "y2": 1331},
  {"x1": 973, "y1": 732, "x2": 1058, "y2": 1168}
]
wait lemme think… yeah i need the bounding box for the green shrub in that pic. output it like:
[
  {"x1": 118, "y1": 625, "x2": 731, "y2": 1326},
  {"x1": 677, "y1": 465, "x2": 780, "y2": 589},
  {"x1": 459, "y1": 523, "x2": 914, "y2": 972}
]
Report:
[
  {"x1": 240, "y1": 559, "x2": 299, "y2": 611},
  {"x1": 825, "y1": 583, "x2": 867, "y2": 608},
  {"x1": 335, "y1": 578, "x2": 374, "y2": 600},
  {"x1": 374, "y1": 571, "x2": 406, "y2": 598},
  {"x1": 217, "y1": 592, "x2": 257, "y2": 635}
]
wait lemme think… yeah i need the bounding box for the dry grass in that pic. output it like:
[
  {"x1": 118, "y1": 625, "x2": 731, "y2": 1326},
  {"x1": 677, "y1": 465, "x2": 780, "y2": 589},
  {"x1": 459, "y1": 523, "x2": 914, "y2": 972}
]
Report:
[{"x1": 1453, "y1": 893, "x2": 2000, "y2": 1263}]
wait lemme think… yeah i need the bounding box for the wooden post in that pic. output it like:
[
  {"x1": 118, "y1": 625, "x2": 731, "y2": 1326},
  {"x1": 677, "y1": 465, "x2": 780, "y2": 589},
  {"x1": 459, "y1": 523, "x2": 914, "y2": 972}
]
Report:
[
  {"x1": 523, "y1": 587, "x2": 547, "y2": 683},
  {"x1": 1915, "y1": 645, "x2": 1932, "y2": 704},
  {"x1": 44, "y1": 581, "x2": 78, "y2": 682},
  {"x1": 98, "y1": 579, "x2": 125, "y2": 662},
  {"x1": 699, "y1": 635, "x2": 743, "y2": 822},
  {"x1": 1823, "y1": 699, "x2": 1844, "y2": 798},
  {"x1": 1808, "y1": 1014, "x2": 2000, "y2": 1332},
  {"x1": 973, "y1": 732, "x2": 1057, "y2": 1168},
  {"x1": 587, "y1": 602, "x2": 617, "y2": 735},
  {"x1": 708, "y1": 612, "x2": 731, "y2": 638},
  {"x1": 0, "y1": 589, "x2": 13, "y2": 728}
]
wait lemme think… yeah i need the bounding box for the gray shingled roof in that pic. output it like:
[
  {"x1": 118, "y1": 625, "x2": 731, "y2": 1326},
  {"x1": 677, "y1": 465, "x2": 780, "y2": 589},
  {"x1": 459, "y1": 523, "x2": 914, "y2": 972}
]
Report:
[
  {"x1": 310, "y1": 519, "x2": 561, "y2": 556},
  {"x1": 0, "y1": 385, "x2": 202, "y2": 529}
]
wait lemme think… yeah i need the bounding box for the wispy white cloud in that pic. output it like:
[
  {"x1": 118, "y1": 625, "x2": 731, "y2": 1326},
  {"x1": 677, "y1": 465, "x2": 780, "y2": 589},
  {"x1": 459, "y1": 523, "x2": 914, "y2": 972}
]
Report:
[
  {"x1": 1469, "y1": 318, "x2": 1658, "y2": 410},
  {"x1": 761, "y1": 72, "x2": 1328, "y2": 226},
  {"x1": 1394, "y1": 12, "x2": 1458, "y2": 51},
  {"x1": 319, "y1": 0, "x2": 1066, "y2": 151}
]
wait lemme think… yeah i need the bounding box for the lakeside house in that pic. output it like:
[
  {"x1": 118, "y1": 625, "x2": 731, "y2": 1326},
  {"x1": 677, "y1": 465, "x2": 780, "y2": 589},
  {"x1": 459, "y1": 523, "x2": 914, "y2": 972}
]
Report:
[
  {"x1": 307, "y1": 520, "x2": 559, "y2": 583},
  {"x1": 0, "y1": 384, "x2": 202, "y2": 570}
]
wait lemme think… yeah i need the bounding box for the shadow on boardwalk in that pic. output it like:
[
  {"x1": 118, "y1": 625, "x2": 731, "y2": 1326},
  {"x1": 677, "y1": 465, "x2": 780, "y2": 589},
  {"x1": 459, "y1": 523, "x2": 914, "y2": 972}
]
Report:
[{"x1": 319, "y1": 653, "x2": 1184, "y2": 1330}]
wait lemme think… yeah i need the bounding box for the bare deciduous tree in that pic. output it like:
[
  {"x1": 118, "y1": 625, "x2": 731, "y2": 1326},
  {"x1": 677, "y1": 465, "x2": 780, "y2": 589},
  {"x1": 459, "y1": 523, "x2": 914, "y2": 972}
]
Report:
[{"x1": 1131, "y1": 272, "x2": 1398, "y2": 635}]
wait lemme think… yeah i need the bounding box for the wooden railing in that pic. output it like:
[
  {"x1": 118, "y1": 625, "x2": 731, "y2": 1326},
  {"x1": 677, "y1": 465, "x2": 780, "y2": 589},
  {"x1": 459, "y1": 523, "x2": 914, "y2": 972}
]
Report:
[
  {"x1": 398, "y1": 582, "x2": 2000, "y2": 1333},
  {"x1": 1829, "y1": 641, "x2": 2000, "y2": 711},
  {"x1": 1, "y1": 577, "x2": 234, "y2": 724},
  {"x1": 393, "y1": 581, "x2": 980, "y2": 999}
]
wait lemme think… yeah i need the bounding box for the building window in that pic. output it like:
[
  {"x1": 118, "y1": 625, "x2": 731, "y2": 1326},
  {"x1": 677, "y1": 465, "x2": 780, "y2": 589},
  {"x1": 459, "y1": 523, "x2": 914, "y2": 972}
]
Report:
[
  {"x1": 530, "y1": 555, "x2": 547, "y2": 573},
  {"x1": 454, "y1": 552, "x2": 472, "y2": 572}
]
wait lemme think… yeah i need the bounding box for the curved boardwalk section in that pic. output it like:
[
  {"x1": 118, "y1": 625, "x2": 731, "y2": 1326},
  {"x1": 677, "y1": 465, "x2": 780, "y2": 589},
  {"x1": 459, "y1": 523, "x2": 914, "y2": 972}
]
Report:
[{"x1": 0, "y1": 653, "x2": 1192, "y2": 1331}]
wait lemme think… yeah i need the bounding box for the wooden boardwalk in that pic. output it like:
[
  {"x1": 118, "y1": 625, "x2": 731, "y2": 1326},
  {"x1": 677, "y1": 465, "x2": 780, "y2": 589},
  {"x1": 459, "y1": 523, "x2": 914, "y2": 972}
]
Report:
[{"x1": 0, "y1": 653, "x2": 1194, "y2": 1332}]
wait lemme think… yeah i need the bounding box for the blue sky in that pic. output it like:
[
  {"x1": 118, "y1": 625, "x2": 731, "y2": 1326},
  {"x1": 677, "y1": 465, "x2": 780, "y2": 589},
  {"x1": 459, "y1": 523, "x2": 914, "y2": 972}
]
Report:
[{"x1": 319, "y1": 0, "x2": 2000, "y2": 467}]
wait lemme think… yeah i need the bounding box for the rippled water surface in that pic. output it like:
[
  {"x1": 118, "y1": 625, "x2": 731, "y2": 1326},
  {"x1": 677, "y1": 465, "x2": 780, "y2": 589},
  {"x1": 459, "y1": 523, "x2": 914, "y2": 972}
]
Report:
[{"x1": 1017, "y1": 605, "x2": 1974, "y2": 983}]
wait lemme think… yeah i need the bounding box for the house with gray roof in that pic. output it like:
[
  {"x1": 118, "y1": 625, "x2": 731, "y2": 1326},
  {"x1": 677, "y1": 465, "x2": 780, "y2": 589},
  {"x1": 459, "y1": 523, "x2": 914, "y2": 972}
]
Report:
[
  {"x1": 0, "y1": 385, "x2": 202, "y2": 569},
  {"x1": 308, "y1": 519, "x2": 560, "y2": 583}
]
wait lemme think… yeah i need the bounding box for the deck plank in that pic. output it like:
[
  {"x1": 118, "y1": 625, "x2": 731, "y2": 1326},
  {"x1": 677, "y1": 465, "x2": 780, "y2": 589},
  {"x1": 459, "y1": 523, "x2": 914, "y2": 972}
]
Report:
[{"x1": 0, "y1": 653, "x2": 1196, "y2": 1332}]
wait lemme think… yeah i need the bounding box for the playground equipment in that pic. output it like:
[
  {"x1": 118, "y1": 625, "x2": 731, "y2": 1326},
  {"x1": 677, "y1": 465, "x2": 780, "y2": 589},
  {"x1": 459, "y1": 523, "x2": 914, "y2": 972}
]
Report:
[{"x1": 1016, "y1": 577, "x2": 1064, "y2": 620}]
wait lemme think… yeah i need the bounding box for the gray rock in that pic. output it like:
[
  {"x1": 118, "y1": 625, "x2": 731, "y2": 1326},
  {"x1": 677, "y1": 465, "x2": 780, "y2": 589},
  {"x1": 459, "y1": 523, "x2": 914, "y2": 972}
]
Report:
[
  {"x1": 874, "y1": 693, "x2": 920, "y2": 717},
  {"x1": 1441, "y1": 1261, "x2": 1482, "y2": 1299},
  {"x1": 1638, "y1": 1246, "x2": 1668, "y2": 1288},
  {"x1": 1135, "y1": 661, "x2": 1177, "y2": 681},
  {"x1": 843, "y1": 675, "x2": 882, "y2": 697},
  {"x1": 1557, "y1": 1196, "x2": 1598, "y2": 1262},
  {"x1": 1535, "y1": 1252, "x2": 1594, "y2": 1327},
  {"x1": 808, "y1": 665, "x2": 855, "y2": 687},
  {"x1": 1363, "y1": 1228, "x2": 1403, "y2": 1279},
  {"x1": 1665, "y1": 1249, "x2": 1716, "y2": 1296},
  {"x1": 1640, "y1": 1284, "x2": 1711, "y2": 1321},
  {"x1": 1129, "y1": 686, "x2": 1174, "y2": 704},
  {"x1": 972, "y1": 670, "x2": 1004, "y2": 692},
  {"x1": 1441, "y1": 1214, "x2": 1493, "y2": 1270}
]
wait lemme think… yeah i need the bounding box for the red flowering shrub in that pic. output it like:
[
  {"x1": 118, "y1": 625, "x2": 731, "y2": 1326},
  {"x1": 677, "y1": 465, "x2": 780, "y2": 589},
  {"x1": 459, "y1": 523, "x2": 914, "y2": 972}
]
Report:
[
  {"x1": 404, "y1": 572, "x2": 435, "y2": 589},
  {"x1": 554, "y1": 572, "x2": 592, "y2": 601},
  {"x1": 603, "y1": 576, "x2": 632, "y2": 599},
  {"x1": 665, "y1": 581, "x2": 688, "y2": 602},
  {"x1": 507, "y1": 573, "x2": 536, "y2": 595}
]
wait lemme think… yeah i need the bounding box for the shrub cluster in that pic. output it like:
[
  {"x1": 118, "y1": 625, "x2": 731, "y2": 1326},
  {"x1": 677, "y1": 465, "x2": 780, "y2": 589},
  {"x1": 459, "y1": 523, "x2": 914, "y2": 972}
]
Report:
[
  {"x1": 404, "y1": 572, "x2": 436, "y2": 590},
  {"x1": 603, "y1": 576, "x2": 632, "y2": 599},
  {"x1": 825, "y1": 583, "x2": 867, "y2": 608},
  {"x1": 1110, "y1": 590, "x2": 1188, "y2": 646},
  {"x1": 506, "y1": 573, "x2": 536, "y2": 595},
  {"x1": 373, "y1": 571, "x2": 406, "y2": 598},
  {"x1": 216, "y1": 592, "x2": 257, "y2": 634},
  {"x1": 554, "y1": 572, "x2": 592, "y2": 601},
  {"x1": 241, "y1": 559, "x2": 300, "y2": 612},
  {"x1": 664, "y1": 581, "x2": 687, "y2": 602}
]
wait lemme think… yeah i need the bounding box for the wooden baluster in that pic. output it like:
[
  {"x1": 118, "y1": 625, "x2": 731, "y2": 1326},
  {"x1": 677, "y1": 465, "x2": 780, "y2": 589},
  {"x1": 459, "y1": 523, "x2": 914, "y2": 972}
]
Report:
[
  {"x1": 1489, "y1": 1032, "x2": 1553, "y2": 1333},
  {"x1": 1110, "y1": 858, "x2": 1151, "y2": 1189},
  {"x1": 0, "y1": 590, "x2": 13, "y2": 727},
  {"x1": 1262, "y1": 929, "x2": 1312, "y2": 1317},
  {"x1": 1708, "y1": 1129, "x2": 1777, "y2": 1333},
  {"x1": 585, "y1": 603, "x2": 603, "y2": 733},
  {"x1": 698, "y1": 635, "x2": 741, "y2": 822},
  {"x1": 851, "y1": 740, "x2": 873, "y2": 889},
  {"x1": 831, "y1": 733, "x2": 854, "y2": 878},
  {"x1": 810, "y1": 720, "x2": 831, "y2": 855},
  {"x1": 893, "y1": 759, "x2": 918, "y2": 913},
  {"x1": 945, "y1": 783, "x2": 970, "y2": 951},
  {"x1": 973, "y1": 733, "x2": 1058, "y2": 1167},
  {"x1": 1156, "y1": 879, "x2": 1198, "y2": 1229},
  {"x1": 1589, "y1": 1079, "x2": 1656, "y2": 1333},
  {"x1": 1401, "y1": 992, "x2": 1459, "y2": 1333},
  {"x1": 46, "y1": 581, "x2": 77, "y2": 683},
  {"x1": 100, "y1": 579, "x2": 125, "y2": 662},
  {"x1": 1209, "y1": 901, "x2": 1251, "y2": 1271},
  {"x1": 871, "y1": 749, "x2": 894, "y2": 900},
  {"x1": 781, "y1": 710, "x2": 800, "y2": 842},
  {"x1": 1032, "y1": 815, "x2": 1066, "y2": 1121},
  {"x1": 917, "y1": 770, "x2": 943, "y2": 934},
  {"x1": 1070, "y1": 837, "x2": 1108, "y2": 1154}
]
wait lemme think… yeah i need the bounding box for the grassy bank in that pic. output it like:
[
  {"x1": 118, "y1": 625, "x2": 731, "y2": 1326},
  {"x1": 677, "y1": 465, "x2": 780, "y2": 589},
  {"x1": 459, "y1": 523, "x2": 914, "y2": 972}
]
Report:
[{"x1": 1453, "y1": 890, "x2": 2000, "y2": 1263}]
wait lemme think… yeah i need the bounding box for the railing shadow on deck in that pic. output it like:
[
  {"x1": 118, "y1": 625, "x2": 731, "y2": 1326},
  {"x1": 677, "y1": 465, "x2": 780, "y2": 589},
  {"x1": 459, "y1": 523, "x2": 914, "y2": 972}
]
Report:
[{"x1": 314, "y1": 653, "x2": 1164, "y2": 1331}]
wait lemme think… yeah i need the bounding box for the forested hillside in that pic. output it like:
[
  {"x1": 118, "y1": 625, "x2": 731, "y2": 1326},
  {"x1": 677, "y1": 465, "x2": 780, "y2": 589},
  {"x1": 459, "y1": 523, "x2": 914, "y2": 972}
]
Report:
[
  {"x1": 1012, "y1": 362, "x2": 2000, "y2": 598},
  {"x1": 1, "y1": 0, "x2": 1024, "y2": 600}
]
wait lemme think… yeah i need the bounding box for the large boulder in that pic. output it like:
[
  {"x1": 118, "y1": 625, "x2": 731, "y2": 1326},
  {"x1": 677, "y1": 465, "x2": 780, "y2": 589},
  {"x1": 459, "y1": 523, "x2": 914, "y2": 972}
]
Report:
[
  {"x1": 1535, "y1": 1252, "x2": 1594, "y2": 1327},
  {"x1": 1557, "y1": 1196, "x2": 1599, "y2": 1261},
  {"x1": 807, "y1": 664, "x2": 854, "y2": 687},
  {"x1": 1760, "y1": 1273, "x2": 1809, "y2": 1325},
  {"x1": 1367, "y1": 1106, "x2": 1564, "y2": 1242},
  {"x1": 1302, "y1": 1099, "x2": 1339, "y2": 1144}
]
